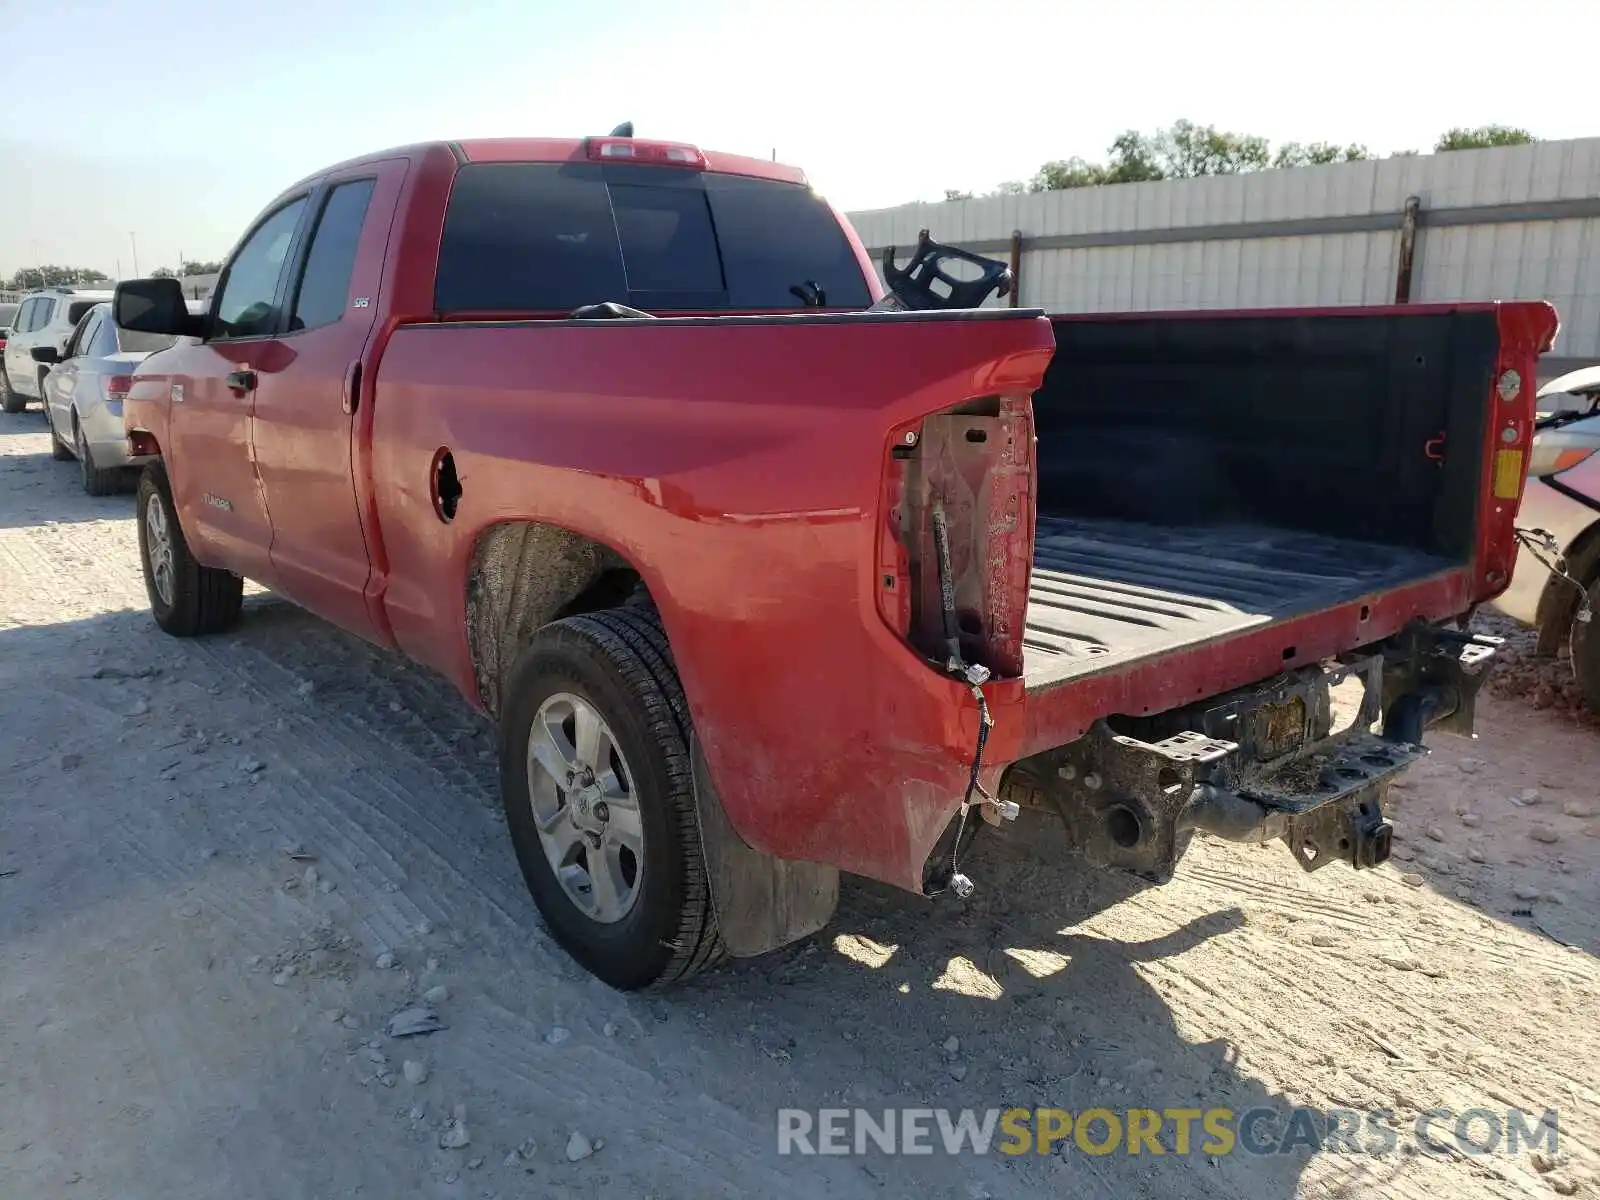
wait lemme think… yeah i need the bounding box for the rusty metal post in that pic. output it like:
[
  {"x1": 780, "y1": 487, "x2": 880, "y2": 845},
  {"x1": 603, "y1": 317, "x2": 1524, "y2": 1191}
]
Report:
[
  {"x1": 1008, "y1": 230, "x2": 1023, "y2": 308},
  {"x1": 1394, "y1": 196, "x2": 1421, "y2": 304}
]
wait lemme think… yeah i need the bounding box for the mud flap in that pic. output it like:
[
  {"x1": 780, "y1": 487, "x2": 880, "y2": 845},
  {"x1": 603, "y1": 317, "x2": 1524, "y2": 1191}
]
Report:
[{"x1": 690, "y1": 736, "x2": 840, "y2": 958}]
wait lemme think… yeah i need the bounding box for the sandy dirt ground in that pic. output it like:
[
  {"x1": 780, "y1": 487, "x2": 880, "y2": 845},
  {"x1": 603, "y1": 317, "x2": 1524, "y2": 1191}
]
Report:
[{"x1": 1, "y1": 412, "x2": 1597, "y2": 1200}]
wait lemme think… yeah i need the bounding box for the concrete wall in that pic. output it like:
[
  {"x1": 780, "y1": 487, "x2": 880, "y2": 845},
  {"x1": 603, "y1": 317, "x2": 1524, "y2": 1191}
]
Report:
[{"x1": 846, "y1": 138, "x2": 1600, "y2": 374}]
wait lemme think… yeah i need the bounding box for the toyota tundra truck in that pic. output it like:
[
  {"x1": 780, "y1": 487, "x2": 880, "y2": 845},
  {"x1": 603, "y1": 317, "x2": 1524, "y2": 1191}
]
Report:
[{"x1": 112, "y1": 132, "x2": 1559, "y2": 990}]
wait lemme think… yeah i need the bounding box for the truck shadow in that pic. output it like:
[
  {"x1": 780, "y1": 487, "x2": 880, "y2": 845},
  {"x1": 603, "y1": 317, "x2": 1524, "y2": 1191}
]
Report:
[{"x1": 679, "y1": 823, "x2": 1356, "y2": 1197}]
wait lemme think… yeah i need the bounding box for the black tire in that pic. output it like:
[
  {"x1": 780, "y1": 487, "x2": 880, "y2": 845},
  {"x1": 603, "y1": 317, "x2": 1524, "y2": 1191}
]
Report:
[
  {"x1": 44, "y1": 402, "x2": 72, "y2": 461},
  {"x1": 0, "y1": 367, "x2": 22, "y2": 414},
  {"x1": 499, "y1": 605, "x2": 726, "y2": 990},
  {"x1": 1571, "y1": 576, "x2": 1600, "y2": 718},
  {"x1": 75, "y1": 420, "x2": 120, "y2": 494},
  {"x1": 136, "y1": 464, "x2": 244, "y2": 637}
]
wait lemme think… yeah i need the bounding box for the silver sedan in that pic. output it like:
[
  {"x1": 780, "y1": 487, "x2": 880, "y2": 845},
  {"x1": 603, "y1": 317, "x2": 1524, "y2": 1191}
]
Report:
[{"x1": 37, "y1": 302, "x2": 182, "y2": 495}]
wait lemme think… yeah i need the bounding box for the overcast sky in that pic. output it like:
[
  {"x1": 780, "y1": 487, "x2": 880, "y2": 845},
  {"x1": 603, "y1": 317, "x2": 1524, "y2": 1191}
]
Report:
[{"x1": 1, "y1": 0, "x2": 1596, "y2": 280}]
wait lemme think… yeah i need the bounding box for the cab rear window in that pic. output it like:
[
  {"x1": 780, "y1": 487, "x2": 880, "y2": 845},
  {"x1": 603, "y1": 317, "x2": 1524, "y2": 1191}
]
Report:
[{"x1": 434, "y1": 162, "x2": 871, "y2": 314}]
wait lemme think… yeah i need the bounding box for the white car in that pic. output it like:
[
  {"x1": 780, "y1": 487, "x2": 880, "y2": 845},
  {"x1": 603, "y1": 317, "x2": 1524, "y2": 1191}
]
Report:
[
  {"x1": 1494, "y1": 365, "x2": 1600, "y2": 713},
  {"x1": 0, "y1": 286, "x2": 114, "y2": 413}
]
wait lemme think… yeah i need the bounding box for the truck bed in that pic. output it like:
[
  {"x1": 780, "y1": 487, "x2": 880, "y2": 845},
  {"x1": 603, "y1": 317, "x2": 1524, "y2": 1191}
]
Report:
[{"x1": 1022, "y1": 516, "x2": 1453, "y2": 689}]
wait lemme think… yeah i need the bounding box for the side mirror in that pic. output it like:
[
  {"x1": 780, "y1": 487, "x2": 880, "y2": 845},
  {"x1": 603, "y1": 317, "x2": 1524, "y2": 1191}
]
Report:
[
  {"x1": 114, "y1": 277, "x2": 202, "y2": 337},
  {"x1": 31, "y1": 345, "x2": 60, "y2": 365}
]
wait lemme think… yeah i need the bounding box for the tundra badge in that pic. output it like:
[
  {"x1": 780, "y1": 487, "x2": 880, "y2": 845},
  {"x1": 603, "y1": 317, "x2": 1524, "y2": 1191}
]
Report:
[{"x1": 203, "y1": 493, "x2": 233, "y2": 512}]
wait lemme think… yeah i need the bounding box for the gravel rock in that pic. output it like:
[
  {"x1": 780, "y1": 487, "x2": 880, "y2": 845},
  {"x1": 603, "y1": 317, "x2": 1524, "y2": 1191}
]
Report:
[
  {"x1": 1379, "y1": 953, "x2": 1421, "y2": 972},
  {"x1": 423, "y1": 985, "x2": 449, "y2": 1005},
  {"x1": 415, "y1": 919, "x2": 434, "y2": 937},
  {"x1": 1530, "y1": 826, "x2": 1561, "y2": 844},
  {"x1": 503, "y1": 1152, "x2": 521, "y2": 1168},
  {"x1": 1425, "y1": 826, "x2": 1445, "y2": 842},
  {"x1": 948, "y1": 1063, "x2": 968, "y2": 1081},
  {"x1": 565, "y1": 1131, "x2": 596, "y2": 1162},
  {"x1": 1520, "y1": 788, "x2": 1542, "y2": 805},
  {"x1": 1514, "y1": 885, "x2": 1542, "y2": 901},
  {"x1": 1541, "y1": 891, "x2": 1564, "y2": 905},
  {"x1": 127, "y1": 699, "x2": 150, "y2": 717},
  {"x1": 60, "y1": 753, "x2": 83, "y2": 771},
  {"x1": 303, "y1": 866, "x2": 320, "y2": 889},
  {"x1": 375, "y1": 951, "x2": 396, "y2": 970},
  {"x1": 403, "y1": 1059, "x2": 428, "y2": 1085},
  {"x1": 1561, "y1": 800, "x2": 1598, "y2": 819},
  {"x1": 241, "y1": 758, "x2": 265, "y2": 775},
  {"x1": 318, "y1": 879, "x2": 335, "y2": 893},
  {"x1": 1458, "y1": 758, "x2": 1483, "y2": 774},
  {"x1": 1399, "y1": 872, "x2": 1425, "y2": 888},
  {"x1": 271, "y1": 970, "x2": 294, "y2": 986},
  {"x1": 467, "y1": 1157, "x2": 483, "y2": 1170},
  {"x1": 326, "y1": 1008, "x2": 345, "y2": 1023},
  {"x1": 1310, "y1": 932, "x2": 1339, "y2": 947},
  {"x1": 386, "y1": 1007, "x2": 445, "y2": 1038},
  {"x1": 602, "y1": 1022, "x2": 618, "y2": 1038},
  {"x1": 517, "y1": 1136, "x2": 537, "y2": 1160},
  {"x1": 1459, "y1": 813, "x2": 1482, "y2": 828},
  {"x1": 439, "y1": 1121, "x2": 470, "y2": 1150},
  {"x1": 942, "y1": 1035, "x2": 961, "y2": 1055},
  {"x1": 341, "y1": 1014, "x2": 360, "y2": 1029},
  {"x1": 362, "y1": 1046, "x2": 389, "y2": 1066},
  {"x1": 545, "y1": 1027, "x2": 571, "y2": 1046},
  {"x1": 1467, "y1": 848, "x2": 1488, "y2": 864}
]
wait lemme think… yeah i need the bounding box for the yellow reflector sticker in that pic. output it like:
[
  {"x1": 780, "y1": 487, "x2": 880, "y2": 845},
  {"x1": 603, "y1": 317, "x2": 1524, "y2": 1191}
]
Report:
[{"x1": 1493, "y1": 449, "x2": 1525, "y2": 499}]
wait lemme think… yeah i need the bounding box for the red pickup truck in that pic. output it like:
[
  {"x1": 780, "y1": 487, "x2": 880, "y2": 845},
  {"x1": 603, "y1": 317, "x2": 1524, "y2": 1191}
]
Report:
[{"x1": 114, "y1": 133, "x2": 1558, "y2": 991}]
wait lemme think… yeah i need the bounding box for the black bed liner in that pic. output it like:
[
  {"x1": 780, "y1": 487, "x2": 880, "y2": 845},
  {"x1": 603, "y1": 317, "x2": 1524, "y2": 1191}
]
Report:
[{"x1": 1021, "y1": 517, "x2": 1453, "y2": 689}]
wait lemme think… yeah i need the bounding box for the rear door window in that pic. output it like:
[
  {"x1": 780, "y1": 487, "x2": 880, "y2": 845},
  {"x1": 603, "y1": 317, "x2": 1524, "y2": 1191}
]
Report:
[
  {"x1": 66, "y1": 300, "x2": 98, "y2": 326},
  {"x1": 69, "y1": 311, "x2": 100, "y2": 357},
  {"x1": 289, "y1": 178, "x2": 377, "y2": 332},
  {"x1": 434, "y1": 162, "x2": 870, "y2": 313}
]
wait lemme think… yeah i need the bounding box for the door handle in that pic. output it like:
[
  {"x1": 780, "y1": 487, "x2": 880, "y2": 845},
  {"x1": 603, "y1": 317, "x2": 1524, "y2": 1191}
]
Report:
[
  {"x1": 341, "y1": 361, "x2": 362, "y2": 415},
  {"x1": 226, "y1": 368, "x2": 257, "y2": 394}
]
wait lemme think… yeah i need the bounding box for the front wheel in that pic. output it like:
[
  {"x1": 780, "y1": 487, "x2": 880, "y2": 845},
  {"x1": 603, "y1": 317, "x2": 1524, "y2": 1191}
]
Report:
[
  {"x1": 136, "y1": 465, "x2": 243, "y2": 637},
  {"x1": 498, "y1": 606, "x2": 726, "y2": 990},
  {"x1": 1571, "y1": 577, "x2": 1600, "y2": 718}
]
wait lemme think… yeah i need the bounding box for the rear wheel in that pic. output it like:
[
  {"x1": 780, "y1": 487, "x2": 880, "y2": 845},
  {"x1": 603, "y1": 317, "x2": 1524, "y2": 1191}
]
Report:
[
  {"x1": 44, "y1": 401, "x2": 72, "y2": 461},
  {"x1": 137, "y1": 464, "x2": 243, "y2": 637},
  {"x1": 1571, "y1": 576, "x2": 1600, "y2": 718},
  {"x1": 498, "y1": 606, "x2": 725, "y2": 990},
  {"x1": 75, "y1": 418, "x2": 121, "y2": 495},
  {"x1": 0, "y1": 367, "x2": 22, "y2": 414}
]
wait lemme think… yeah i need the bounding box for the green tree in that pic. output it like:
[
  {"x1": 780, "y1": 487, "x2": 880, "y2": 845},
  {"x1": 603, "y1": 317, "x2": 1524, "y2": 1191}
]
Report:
[
  {"x1": 150, "y1": 267, "x2": 178, "y2": 279},
  {"x1": 1155, "y1": 119, "x2": 1270, "y2": 177},
  {"x1": 1435, "y1": 125, "x2": 1535, "y2": 151},
  {"x1": 942, "y1": 189, "x2": 975, "y2": 202},
  {"x1": 5, "y1": 265, "x2": 110, "y2": 289},
  {"x1": 1102, "y1": 130, "x2": 1166, "y2": 183},
  {"x1": 181, "y1": 259, "x2": 223, "y2": 275},
  {"x1": 1029, "y1": 157, "x2": 1108, "y2": 191},
  {"x1": 1274, "y1": 141, "x2": 1372, "y2": 168},
  {"x1": 992, "y1": 180, "x2": 1029, "y2": 196}
]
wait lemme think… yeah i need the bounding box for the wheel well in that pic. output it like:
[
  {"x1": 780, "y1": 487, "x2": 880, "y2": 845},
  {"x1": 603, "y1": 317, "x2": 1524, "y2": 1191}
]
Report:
[
  {"x1": 465, "y1": 521, "x2": 644, "y2": 718},
  {"x1": 1534, "y1": 517, "x2": 1600, "y2": 655}
]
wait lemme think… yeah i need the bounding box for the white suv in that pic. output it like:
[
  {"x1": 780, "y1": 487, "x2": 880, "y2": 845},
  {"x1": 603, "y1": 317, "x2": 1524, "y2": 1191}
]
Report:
[{"x1": 1, "y1": 287, "x2": 115, "y2": 413}]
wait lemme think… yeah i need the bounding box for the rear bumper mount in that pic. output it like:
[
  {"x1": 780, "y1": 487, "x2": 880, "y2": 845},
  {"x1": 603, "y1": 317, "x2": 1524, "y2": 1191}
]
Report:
[{"x1": 997, "y1": 622, "x2": 1498, "y2": 883}]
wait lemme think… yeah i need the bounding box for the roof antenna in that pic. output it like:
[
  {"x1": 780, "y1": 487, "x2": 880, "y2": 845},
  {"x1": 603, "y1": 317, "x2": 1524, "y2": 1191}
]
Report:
[{"x1": 609, "y1": 121, "x2": 634, "y2": 138}]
